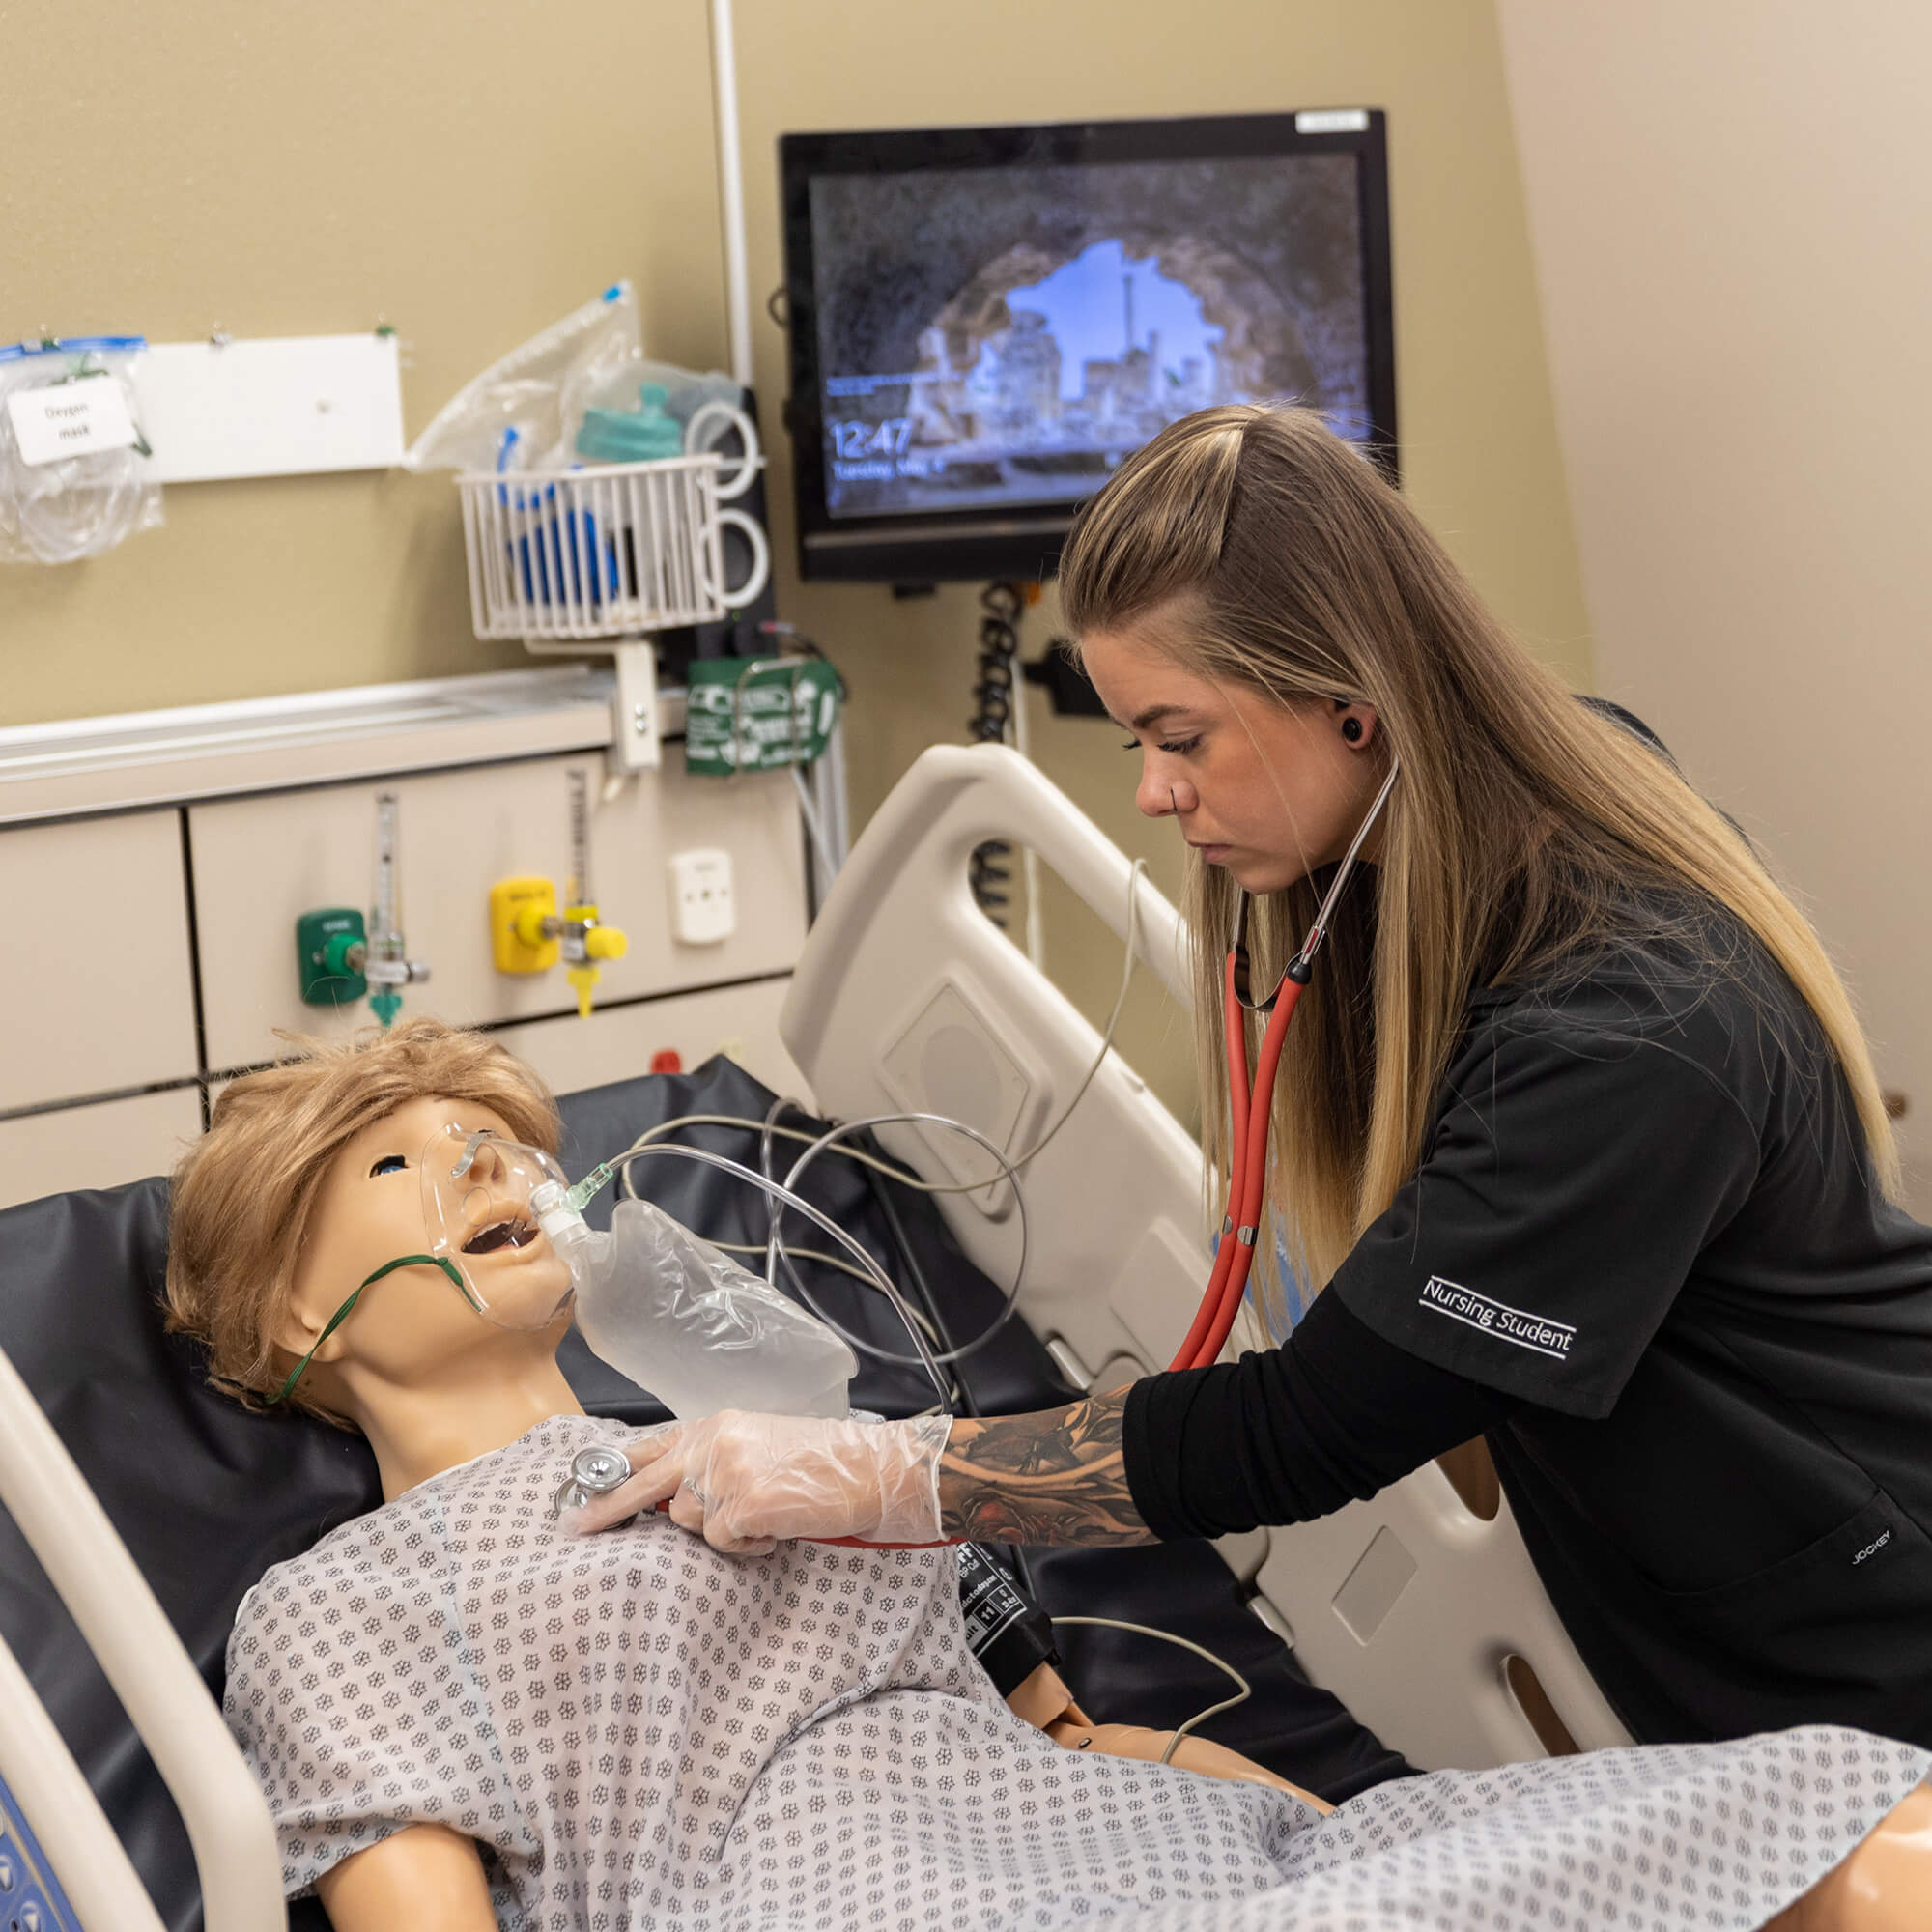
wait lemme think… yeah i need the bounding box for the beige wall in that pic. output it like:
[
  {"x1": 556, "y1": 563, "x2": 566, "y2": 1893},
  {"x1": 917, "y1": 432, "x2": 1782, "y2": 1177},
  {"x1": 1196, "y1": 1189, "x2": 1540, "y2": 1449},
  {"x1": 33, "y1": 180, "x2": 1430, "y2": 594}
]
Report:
[
  {"x1": 1496, "y1": 0, "x2": 1932, "y2": 1203},
  {"x1": 5, "y1": 0, "x2": 1588, "y2": 1120}
]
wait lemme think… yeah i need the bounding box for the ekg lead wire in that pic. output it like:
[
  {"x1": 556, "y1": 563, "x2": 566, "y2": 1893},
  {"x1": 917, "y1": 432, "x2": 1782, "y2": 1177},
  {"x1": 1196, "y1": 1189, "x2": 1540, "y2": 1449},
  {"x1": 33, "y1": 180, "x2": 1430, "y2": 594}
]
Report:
[{"x1": 1048, "y1": 1616, "x2": 1253, "y2": 1766}]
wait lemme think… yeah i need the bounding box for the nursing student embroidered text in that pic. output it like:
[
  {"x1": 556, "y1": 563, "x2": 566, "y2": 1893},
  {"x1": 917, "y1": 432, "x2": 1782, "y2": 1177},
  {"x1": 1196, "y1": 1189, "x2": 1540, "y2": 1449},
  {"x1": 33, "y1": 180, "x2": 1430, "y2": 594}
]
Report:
[{"x1": 1417, "y1": 1277, "x2": 1576, "y2": 1361}]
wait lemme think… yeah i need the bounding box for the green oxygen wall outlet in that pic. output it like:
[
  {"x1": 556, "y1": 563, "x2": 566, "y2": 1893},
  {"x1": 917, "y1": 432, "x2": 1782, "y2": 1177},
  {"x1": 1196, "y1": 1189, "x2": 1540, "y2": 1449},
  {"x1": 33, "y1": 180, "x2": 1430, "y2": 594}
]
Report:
[{"x1": 298, "y1": 907, "x2": 368, "y2": 1006}]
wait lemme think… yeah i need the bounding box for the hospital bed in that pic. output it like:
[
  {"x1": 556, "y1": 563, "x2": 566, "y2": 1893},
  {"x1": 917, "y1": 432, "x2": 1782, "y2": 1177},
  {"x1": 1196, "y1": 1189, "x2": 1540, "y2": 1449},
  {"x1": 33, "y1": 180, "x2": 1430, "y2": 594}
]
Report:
[
  {"x1": 0, "y1": 1054, "x2": 1400, "y2": 1930},
  {"x1": 0, "y1": 744, "x2": 1621, "y2": 1930}
]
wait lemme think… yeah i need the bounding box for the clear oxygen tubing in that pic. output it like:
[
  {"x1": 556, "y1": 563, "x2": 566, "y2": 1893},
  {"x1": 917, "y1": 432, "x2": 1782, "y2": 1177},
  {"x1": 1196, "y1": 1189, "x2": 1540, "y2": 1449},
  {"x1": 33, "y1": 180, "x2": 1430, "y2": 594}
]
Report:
[
  {"x1": 600, "y1": 857, "x2": 1150, "y2": 1378},
  {"x1": 752, "y1": 1098, "x2": 954, "y2": 1378},
  {"x1": 753, "y1": 1094, "x2": 965, "y2": 1399},
  {"x1": 609, "y1": 1103, "x2": 1041, "y2": 1380},
  {"x1": 765, "y1": 1111, "x2": 1032, "y2": 1371},
  {"x1": 611, "y1": 1114, "x2": 1027, "y2": 1381}
]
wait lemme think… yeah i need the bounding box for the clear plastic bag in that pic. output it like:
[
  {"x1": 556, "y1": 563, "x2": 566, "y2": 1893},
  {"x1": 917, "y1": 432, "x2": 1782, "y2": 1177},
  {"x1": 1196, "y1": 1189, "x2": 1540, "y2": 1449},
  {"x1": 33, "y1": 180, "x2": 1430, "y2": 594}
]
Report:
[
  {"x1": 404, "y1": 282, "x2": 749, "y2": 474},
  {"x1": 0, "y1": 337, "x2": 163, "y2": 564},
  {"x1": 404, "y1": 282, "x2": 643, "y2": 474},
  {"x1": 567, "y1": 1196, "x2": 858, "y2": 1422}
]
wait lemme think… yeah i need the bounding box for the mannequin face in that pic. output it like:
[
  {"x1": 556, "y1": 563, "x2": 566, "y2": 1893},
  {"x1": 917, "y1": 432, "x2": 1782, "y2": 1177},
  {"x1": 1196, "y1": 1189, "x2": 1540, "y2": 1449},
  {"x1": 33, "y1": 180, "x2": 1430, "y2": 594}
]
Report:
[
  {"x1": 279, "y1": 1095, "x2": 576, "y2": 1405},
  {"x1": 1082, "y1": 615, "x2": 1384, "y2": 895}
]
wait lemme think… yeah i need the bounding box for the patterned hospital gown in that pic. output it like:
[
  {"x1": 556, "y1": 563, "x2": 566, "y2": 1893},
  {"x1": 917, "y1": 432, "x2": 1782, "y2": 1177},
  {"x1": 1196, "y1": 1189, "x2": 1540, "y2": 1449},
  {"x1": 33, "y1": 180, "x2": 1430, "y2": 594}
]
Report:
[{"x1": 224, "y1": 1416, "x2": 1929, "y2": 1931}]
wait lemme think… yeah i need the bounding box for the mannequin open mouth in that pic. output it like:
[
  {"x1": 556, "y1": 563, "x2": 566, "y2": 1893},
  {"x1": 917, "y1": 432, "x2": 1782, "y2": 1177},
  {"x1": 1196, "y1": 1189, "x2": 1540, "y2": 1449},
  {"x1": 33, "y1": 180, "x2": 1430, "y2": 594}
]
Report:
[{"x1": 462, "y1": 1216, "x2": 540, "y2": 1256}]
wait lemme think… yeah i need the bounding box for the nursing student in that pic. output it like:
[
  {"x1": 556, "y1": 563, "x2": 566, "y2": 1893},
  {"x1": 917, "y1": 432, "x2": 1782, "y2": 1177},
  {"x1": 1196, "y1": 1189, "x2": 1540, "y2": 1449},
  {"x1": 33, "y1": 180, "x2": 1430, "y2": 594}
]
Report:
[{"x1": 574, "y1": 405, "x2": 1932, "y2": 1753}]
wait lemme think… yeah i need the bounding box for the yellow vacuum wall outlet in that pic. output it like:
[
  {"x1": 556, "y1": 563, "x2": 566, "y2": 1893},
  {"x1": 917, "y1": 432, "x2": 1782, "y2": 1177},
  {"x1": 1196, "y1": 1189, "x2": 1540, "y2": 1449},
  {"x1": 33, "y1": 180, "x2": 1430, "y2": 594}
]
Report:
[{"x1": 490, "y1": 877, "x2": 560, "y2": 973}]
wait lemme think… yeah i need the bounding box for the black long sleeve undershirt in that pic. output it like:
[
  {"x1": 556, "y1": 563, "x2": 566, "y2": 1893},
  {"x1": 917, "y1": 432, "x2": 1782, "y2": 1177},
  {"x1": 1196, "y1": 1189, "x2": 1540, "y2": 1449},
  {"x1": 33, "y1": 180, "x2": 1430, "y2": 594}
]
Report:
[{"x1": 1121, "y1": 1288, "x2": 1523, "y2": 1541}]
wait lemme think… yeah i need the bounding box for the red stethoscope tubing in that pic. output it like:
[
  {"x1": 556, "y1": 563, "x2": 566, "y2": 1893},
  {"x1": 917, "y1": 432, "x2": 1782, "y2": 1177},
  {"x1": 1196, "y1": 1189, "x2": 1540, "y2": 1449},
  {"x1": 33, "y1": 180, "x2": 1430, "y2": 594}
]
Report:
[
  {"x1": 1168, "y1": 956, "x2": 1306, "y2": 1372},
  {"x1": 1166, "y1": 758, "x2": 1401, "y2": 1375}
]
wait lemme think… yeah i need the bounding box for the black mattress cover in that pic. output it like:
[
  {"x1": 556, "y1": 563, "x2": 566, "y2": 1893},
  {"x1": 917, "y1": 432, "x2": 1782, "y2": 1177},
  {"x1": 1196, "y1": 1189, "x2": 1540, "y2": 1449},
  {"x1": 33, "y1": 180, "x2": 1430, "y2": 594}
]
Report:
[{"x1": 0, "y1": 1056, "x2": 1406, "y2": 1930}]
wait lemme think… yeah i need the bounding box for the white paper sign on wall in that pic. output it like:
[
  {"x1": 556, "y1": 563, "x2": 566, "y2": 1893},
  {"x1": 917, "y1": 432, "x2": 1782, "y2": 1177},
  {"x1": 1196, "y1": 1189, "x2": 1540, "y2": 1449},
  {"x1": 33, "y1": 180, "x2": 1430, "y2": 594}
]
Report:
[
  {"x1": 5, "y1": 381, "x2": 140, "y2": 467},
  {"x1": 131, "y1": 333, "x2": 405, "y2": 484}
]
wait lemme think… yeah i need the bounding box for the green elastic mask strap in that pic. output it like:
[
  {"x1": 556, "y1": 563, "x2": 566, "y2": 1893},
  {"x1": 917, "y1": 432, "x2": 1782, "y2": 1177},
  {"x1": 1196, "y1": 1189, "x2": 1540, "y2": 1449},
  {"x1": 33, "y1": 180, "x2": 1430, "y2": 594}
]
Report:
[{"x1": 267, "y1": 1253, "x2": 477, "y2": 1407}]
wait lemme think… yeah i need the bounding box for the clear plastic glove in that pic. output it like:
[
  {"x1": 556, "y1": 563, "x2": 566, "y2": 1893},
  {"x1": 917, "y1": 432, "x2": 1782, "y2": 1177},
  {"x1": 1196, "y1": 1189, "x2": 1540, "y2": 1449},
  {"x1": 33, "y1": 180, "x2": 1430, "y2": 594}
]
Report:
[{"x1": 563, "y1": 1410, "x2": 953, "y2": 1554}]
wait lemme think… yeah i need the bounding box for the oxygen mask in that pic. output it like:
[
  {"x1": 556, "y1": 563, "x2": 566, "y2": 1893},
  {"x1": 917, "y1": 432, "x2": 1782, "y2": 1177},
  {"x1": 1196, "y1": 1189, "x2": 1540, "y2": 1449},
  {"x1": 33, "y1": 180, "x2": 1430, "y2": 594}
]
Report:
[
  {"x1": 419, "y1": 1125, "x2": 579, "y2": 1332},
  {"x1": 425, "y1": 1125, "x2": 856, "y2": 1422}
]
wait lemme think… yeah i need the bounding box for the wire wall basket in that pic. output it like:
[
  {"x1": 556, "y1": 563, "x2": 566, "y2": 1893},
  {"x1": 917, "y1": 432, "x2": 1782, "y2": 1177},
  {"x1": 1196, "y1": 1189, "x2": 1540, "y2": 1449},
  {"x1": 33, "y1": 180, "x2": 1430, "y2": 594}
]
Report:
[{"x1": 457, "y1": 451, "x2": 769, "y2": 643}]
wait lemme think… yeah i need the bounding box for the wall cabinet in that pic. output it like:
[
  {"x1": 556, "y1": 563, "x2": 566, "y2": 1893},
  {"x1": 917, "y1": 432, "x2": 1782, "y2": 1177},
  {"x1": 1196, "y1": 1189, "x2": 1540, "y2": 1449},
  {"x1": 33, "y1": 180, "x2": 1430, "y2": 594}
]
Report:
[
  {"x1": 0, "y1": 1089, "x2": 204, "y2": 1208},
  {"x1": 0, "y1": 810, "x2": 198, "y2": 1114},
  {"x1": 0, "y1": 687, "x2": 812, "y2": 1209}
]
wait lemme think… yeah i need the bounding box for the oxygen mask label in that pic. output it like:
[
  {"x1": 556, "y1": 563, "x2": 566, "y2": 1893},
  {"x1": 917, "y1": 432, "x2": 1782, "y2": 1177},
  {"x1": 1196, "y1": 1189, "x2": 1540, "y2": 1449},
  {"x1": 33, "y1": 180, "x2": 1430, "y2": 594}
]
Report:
[{"x1": 419, "y1": 1125, "x2": 579, "y2": 1331}]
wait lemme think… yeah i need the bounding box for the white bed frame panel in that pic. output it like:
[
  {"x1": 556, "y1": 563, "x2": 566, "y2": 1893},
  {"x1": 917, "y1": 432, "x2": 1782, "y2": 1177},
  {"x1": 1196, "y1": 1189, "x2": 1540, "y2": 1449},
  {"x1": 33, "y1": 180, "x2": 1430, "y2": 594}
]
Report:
[
  {"x1": 0, "y1": 1343, "x2": 286, "y2": 1929},
  {"x1": 783, "y1": 744, "x2": 1633, "y2": 1771}
]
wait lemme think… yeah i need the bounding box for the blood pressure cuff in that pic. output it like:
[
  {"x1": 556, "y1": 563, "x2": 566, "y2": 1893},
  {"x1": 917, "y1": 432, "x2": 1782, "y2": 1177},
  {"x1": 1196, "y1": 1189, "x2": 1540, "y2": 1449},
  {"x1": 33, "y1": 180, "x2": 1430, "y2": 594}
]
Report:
[{"x1": 956, "y1": 1542, "x2": 1059, "y2": 1695}]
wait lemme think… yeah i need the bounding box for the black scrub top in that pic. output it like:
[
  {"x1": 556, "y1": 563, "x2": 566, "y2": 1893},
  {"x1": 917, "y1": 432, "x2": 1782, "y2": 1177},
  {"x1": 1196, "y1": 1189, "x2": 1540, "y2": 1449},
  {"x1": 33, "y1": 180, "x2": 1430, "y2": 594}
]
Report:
[{"x1": 1122, "y1": 892, "x2": 1932, "y2": 1750}]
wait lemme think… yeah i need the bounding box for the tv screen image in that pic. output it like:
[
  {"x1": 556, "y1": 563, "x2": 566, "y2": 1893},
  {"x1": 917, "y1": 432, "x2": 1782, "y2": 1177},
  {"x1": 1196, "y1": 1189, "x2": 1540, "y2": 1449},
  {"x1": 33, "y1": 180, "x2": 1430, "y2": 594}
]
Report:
[
  {"x1": 811, "y1": 156, "x2": 1370, "y2": 522},
  {"x1": 781, "y1": 113, "x2": 1395, "y2": 582}
]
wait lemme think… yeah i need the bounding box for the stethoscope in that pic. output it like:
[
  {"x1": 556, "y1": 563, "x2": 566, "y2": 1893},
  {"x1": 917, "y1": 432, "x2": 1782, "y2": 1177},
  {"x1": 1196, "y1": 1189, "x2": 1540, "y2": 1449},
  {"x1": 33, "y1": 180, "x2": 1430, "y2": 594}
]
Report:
[{"x1": 1168, "y1": 759, "x2": 1401, "y2": 1373}]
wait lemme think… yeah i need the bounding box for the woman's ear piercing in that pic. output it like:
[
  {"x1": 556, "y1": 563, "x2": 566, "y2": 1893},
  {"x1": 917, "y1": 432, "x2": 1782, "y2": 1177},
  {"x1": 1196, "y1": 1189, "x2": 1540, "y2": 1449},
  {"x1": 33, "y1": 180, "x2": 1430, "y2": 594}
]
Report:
[{"x1": 1342, "y1": 716, "x2": 1364, "y2": 744}]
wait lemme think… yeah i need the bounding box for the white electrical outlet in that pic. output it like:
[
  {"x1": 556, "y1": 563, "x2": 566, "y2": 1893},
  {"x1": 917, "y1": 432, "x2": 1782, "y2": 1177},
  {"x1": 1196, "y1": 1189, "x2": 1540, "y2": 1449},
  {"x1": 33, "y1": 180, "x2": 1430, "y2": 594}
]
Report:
[{"x1": 668, "y1": 848, "x2": 735, "y2": 944}]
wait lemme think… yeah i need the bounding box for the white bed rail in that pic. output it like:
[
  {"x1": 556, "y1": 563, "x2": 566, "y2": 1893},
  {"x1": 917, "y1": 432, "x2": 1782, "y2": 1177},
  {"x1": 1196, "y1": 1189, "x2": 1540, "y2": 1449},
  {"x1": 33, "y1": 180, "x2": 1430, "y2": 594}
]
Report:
[
  {"x1": 782, "y1": 743, "x2": 1633, "y2": 1770},
  {"x1": 0, "y1": 1340, "x2": 286, "y2": 1930}
]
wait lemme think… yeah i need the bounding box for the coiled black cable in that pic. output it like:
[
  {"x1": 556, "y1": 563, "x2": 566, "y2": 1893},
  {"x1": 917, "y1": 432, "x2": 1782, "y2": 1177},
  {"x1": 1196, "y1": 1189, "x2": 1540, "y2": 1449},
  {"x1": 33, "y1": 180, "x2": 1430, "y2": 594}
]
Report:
[{"x1": 968, "y1": 581, "x2": 1025, "y2": 924}]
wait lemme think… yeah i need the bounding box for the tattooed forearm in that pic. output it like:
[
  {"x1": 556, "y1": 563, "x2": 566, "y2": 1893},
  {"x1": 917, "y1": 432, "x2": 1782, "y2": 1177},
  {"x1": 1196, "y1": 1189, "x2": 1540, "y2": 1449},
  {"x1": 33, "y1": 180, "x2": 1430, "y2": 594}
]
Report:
[{"x1": 937, "y1": 1389, "x2": 1155, "y2": 1547}]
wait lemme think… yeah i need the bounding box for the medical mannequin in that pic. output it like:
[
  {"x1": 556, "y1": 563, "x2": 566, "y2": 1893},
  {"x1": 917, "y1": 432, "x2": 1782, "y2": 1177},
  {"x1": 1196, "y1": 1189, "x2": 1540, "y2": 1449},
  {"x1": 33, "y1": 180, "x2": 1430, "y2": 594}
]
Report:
[
  {"x1": 163, "y1": 1022, "x2": 1311, "y2": 1932},
  {"x1": 167, "y1": 1026, "x2": 1932, "y2": 1932}
]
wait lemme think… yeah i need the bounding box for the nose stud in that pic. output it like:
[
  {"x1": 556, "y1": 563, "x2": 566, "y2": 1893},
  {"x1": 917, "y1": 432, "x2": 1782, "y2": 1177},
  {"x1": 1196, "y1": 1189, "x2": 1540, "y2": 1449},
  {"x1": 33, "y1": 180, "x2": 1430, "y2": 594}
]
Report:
[{"x1": 1170, "y1": 787, "x2": 1179, "y2": 816}]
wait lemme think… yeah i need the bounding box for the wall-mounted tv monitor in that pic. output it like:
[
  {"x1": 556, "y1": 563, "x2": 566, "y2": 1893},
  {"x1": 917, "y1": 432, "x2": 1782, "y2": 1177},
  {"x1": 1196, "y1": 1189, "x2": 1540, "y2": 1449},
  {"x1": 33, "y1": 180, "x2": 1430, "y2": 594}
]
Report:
[{"x1": 778, "y1": 108, "x2": 1396, "y2": 584}]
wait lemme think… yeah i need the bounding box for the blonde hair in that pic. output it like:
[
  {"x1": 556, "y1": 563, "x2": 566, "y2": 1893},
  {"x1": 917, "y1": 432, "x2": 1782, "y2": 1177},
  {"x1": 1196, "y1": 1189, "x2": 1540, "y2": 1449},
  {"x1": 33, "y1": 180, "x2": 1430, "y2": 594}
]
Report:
[
  {"x1": 164, "y1": 1018, "x2": 560, "y2": 1425},
  {"x1": 1060, "y1": 405, "x2": 1898, "y2": 1330}
]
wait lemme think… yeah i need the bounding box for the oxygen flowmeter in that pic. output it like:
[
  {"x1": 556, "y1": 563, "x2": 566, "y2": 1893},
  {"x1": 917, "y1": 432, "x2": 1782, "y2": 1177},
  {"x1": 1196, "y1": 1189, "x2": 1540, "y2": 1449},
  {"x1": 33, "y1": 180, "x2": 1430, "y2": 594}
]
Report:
[
  {"x1": 489, "y1": 767, "x2": 627, "y2": 1015},
  {"x1": 561, "y1": 767, "x2": 627, "y2": 1016},
  {"x1": 297, "y1": 791, "x2": 431, "y2": 1024},
  {"x1": 363, "y1": 792, "x2": 432, "y2": 1025}
]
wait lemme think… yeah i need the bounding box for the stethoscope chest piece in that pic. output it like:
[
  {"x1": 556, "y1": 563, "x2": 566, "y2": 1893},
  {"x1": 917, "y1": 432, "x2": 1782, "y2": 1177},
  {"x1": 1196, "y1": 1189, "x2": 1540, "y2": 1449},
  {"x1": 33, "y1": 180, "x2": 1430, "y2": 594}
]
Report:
[{"x1": 553, "y1": 1442, "x2": 635, "y2": 1519}]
